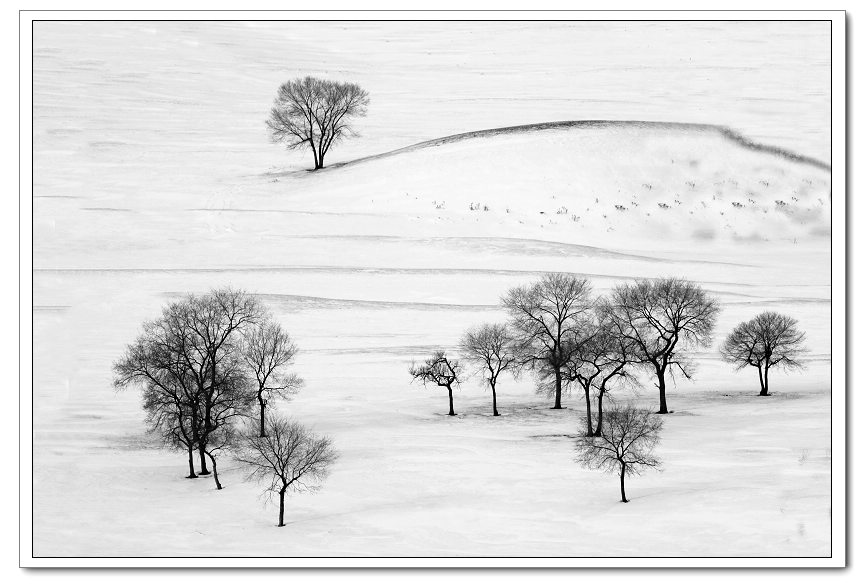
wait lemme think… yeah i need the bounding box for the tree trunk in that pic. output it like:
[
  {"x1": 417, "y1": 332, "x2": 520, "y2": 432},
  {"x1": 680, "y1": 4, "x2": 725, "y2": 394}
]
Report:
[
  {"x1": 309, "y1": 140, "x2": 320, "y2": 169},
  {"x1": 619, "y1": 462, "x2": 628, "y2": 503},
  {"x1": 656, "y1": 366, "x2": 668, "y2": 414},
  {"x1": 491, "y1": 381, "x2": 499, "y2": 416},
  {"x1": 447, "y1": 385, "x2": 456, "y2": 416},
  {"x1": 593, "y1": 390, "x2": 605, "y2": 437},
  {"x1": 208, "y1": 452, "x2": 222, "y2": 490},
  {"x1": 278, "y1": 488, "x2": 286, "y2": 527},
  {"x1": 583, "y1": 384, "x2": 593, "y2": 436},
  {"x1": 186, "y1": 446, "x2": 197, "y2": 479},
  {"x1": 757, "y1": 364, "x2": 766, "y2": 395},
  {"x1": 259, "y1": 397, "x2": 267, "y2": 437},
  {"x1": 553, "y1": 370, "x2": 563, "y2": 409},
  {"x1": 198, "y1": 445, "x2": 210, "y2": 475},
  {"x1": 762, "y1": 364, "x2": 771, "y2": 396}
]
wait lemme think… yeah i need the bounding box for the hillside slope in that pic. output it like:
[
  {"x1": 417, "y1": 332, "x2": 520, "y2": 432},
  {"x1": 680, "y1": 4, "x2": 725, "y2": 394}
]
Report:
[{"x1": 254, "y1": 122, "x2": 830, "y2": 247}]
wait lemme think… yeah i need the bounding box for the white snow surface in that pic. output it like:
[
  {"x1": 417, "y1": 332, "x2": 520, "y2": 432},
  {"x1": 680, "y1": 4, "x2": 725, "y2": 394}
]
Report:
[{"x1": 31, "y1": 22, "x2": 832, "y2": 558}]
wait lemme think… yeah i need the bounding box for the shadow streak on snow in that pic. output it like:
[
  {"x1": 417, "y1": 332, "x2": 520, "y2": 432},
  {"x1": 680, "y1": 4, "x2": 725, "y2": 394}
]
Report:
[{"x1": 160, "y1": 291, "x2": 502, "y2": 313}]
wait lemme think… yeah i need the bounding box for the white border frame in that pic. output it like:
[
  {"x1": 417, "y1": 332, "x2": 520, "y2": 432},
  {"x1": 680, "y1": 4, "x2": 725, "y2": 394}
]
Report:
[{"x1": 18, "y1": 9, "x2": 847, "y2": 568}]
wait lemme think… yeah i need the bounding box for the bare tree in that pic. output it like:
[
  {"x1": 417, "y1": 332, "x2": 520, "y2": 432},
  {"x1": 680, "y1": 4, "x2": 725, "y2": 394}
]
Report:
[
  {"x1": 266, "y1": 76, "x2": 369, "y2": 170},
  {"x1": 235, "y1": 415, "x2": 338, "y2": 527},
  {"x1": 114, "y1": 288, "x2": 266, "y2": 479},
  {"x1": 180, "y1": 288, "x2": 263, "y2": 474},
  {"x1": 242, "y1": 321, "x2": 303, "y2": 437},
  {"x1": 144, "y1": 383, "x2": 199, "y2": 479},
  {"x1": 501, "y1": 273, "x2": 593, "y2": 409},
  {"x1": 409, "y1": 350, "x2": 463, "y2": 416},
  {"x1": 562, "y1": 304, "x2": 638, "y2": 436},
  {"x1": 114, "y1": 301, "x2": 204, "y2": 478},
  {"x1": 720, "y1": 311, "x2": 807, "y2": 396},
  {"x1": 202, "y1": 424, "x2": 239, "y2": 491},
  {"x1": 460, "y1": 323, "x2": 517, "y2": 416},
  {"x1": 605, "y1": 278, "x2": 719, "y2": 414},
  {"x1": 575, "y1": 403, "x2": 663, "y2": 503}
]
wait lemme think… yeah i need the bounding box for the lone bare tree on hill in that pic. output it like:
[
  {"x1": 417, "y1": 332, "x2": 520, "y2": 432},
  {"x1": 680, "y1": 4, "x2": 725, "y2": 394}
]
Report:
[
  {"x1": 605, "y1": 278, "x2": 719, "y2": 414},
  {"x1": 460, "y1": 323, "x2": 517, "y2": 416},
  {"x1": 242, "y1": 321, "x2": 303, "y2": 437},
  {"x1": 235, "y1": 415, "x2": 337, "y2": 527},
  {"x1": 720, "y1": 311, "x2": 807, "y2": 396},
  {"x1": 266, "y1": 76, "x2": 369, "y2": 170},
  {"x1": 575, "y1": 403, "x2": 663, "y2": 503},
  {"x1": 409, "y1": 350, "x2": 463, "y2": 416},
  {"x1": 502, "y1": 273, "x2": 594, "y2": 409}
]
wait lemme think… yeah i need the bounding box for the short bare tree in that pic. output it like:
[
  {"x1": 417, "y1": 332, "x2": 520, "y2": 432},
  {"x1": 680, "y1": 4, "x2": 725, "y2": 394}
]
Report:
[
  {"x1": 242, "y1": 321, "x2": 303, "y2": 437},
  {"x1": 409, "y1": 350, "x2": 463, "y2": 416},
  {"x1": 266, "y1": 76, "x2": 369, "y2": 170},
  {"x1": 502, "y1": 273, "x2": 594, "y2": 409},
  {"x1": 720, "y1": 311, "x2": 807, "y2": 396},
  {"x1": 605, "y1": 278, "x2": 719, "y2": 414},
  {"x1": 575, "y1": 403, "x2": 663, "y2": 503},
  {"x1": 235, "y1": 415, "x2": 338, "y2": 527},
  {"x1": 460, "y1": 323, "x2": 517, "y2": 416}
]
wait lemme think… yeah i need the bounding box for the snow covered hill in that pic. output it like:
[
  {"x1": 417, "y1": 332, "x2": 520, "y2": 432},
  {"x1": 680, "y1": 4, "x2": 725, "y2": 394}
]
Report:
[{"x1": 32, "y1": 120, "x2": 832, "y2": 558}]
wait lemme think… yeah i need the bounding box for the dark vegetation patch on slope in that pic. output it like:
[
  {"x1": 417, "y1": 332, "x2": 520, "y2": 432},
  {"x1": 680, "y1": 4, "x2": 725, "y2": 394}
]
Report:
[{"x1": 326, "y1": 120, "x2": 830, "y2": 173}]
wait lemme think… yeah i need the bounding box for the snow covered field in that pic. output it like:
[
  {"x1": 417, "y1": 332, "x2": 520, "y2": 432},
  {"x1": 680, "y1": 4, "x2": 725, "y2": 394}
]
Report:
[{"x1": 30, "y1": 21, "x2": 832, "y2": 558}]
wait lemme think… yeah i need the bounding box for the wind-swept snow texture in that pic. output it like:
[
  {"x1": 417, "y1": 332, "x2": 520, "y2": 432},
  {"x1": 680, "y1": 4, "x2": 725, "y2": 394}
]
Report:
[{"x1": 32, "y1": 22, "x2": 831, "y2": 558}]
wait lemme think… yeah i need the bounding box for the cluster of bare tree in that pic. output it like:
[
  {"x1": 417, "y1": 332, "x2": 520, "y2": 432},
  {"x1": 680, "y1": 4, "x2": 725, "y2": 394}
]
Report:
[
  {"x1": 410, "y1": 273, "x2": 810, "y2": 502},
  {"x1": 114, "y1": 288, "x2": 336, "y2": 526},
  {"x1": 411, "y1": 274, "x2": 721, "y2": 432}
]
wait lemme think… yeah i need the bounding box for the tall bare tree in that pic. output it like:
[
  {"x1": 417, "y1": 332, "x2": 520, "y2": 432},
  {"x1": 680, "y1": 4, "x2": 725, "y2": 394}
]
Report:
[
  {"x1": 266, "y1": 76, "x2": 369, "y2": 170},
  {"x1": 604, "y1": 278, "x2": 719, "y2": 414},
  {"x1": 242, "y1": 321, "x2": 303, "y2": 437},
  {"x1": 575, "y1": 403, "x2": 663, "y2": 503},
  {"x1": 235, "y1": 415, "x2": 338, "y2": 527},
  {"x1": 720, "y1": 311, "x2": 807, "y2": 396},
  {"x1": 460, "y1": 323, "x2": 517, "y2": 416},
  {"x1": 501, "y1": 273, "x2": 593, "y2": 409},
  {"x1": 180, "y1": 288, "x2": 264, "y2": 474},
  {"x1": 562, "y1": 304, "x2": 638, "y2": 436},
  {"x1": 114, "y1": 300, "x2": 204, "y2": 478},
  {"x1": 409, "y1": 350, "x2": 463, "y2": 416}
]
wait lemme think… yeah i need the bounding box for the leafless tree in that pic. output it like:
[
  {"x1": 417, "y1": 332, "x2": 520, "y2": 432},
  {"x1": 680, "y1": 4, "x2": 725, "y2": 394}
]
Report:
[
  {"x1": 201, "y1": 424, "x2": 240, "y2": 491},
  {"x1": 604, "y1": 278, "x2": 719, "y2": 414},
  {"x1": 562, "y1": 303, "x2": 639, "y2": 436},
  {"x1": 575, "y1": 403, "x2": 663, "y2": 503},
  {"x1": 266, "y1": 76, "x2": 369, "y2": 170},
  {"x1": 235, "y1": 415, "x2": 338, "y2": 527},
  {"x1": 409, "y1": 350, "x2": 464, "y2": 416},
  {"x1": 460, "y1": 323, "x2": 517, "y2": 416},
  {"x1": 177, "y1": 288, "x2": 264, "y2": 474},
  {"x1": 115, "y1": 288, "x2": 266, "y2": 479},
  {"x1": 720, "y1": 311, "x2": 807, "y2": 396},
  {"x1": 114, "y1": 301, "x2": 204, "y2": 478},
  {"x1": 501, "y1": 273, "x2": 594, "y2": 409},
  {"x1": 242, "y1": 321, "x2": 303, "y2": 437}
]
